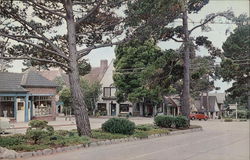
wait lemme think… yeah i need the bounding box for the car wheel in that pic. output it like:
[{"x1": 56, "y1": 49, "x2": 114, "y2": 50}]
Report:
[
  {"x1": 191, "y1": 117, "x2": 195, "y2": 120},
  {"x1": 204, "y1": 118, "x2": 208, "y2": 121},
  {"x1": 199, "y1": 119, "x2": 201, "y2": 121}
]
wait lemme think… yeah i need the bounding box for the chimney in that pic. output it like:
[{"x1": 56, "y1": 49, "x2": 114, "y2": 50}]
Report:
[
  {"x1": 99, "y1": 59, "x2": 108, "y2": 78},
  {"x1": 100, "y1": 60, "x2": 108, "y2": 73}
]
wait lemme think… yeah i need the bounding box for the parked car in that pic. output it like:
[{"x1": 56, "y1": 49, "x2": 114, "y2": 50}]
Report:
[{"x1": 189, "y1": 113, "x2": 208, "y2": 121}]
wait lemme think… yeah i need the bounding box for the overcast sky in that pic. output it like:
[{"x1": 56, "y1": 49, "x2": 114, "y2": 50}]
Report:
[{"x1": 8, "y1": 0, "x2": 250, "y2": 92}]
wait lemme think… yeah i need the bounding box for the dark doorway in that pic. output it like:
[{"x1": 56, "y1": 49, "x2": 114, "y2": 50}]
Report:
[{"x1": 111, "y1": 103, "x2": 116, "y2": 116}]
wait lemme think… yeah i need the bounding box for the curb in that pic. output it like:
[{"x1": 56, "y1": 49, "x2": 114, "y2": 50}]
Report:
[{"x1": 1, "y1": 128, "x2": 202, "y2": 159}]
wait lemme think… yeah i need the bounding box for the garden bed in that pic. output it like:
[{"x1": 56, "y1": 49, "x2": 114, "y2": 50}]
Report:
[{"x1": 0, "y1": 124, "x2": 201, "y2": 152}]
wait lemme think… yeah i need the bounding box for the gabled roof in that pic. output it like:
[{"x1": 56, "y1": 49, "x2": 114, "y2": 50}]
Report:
[
  {"x1": 202, "y1": 96, "x2": 218, "y2": 112},
  {"x1": 39, "y1": 69, "x2": 69, "y2": 86},
  {"x1": 208, "y1": 93, "x2": 225, "y2": 104},
  {"x1": 0, "y1": 69, "x2": 57, "y2": 93},
  {"x1": 163, "y1": 95, "x2": 181, "y2": 107},
  {"x1": 0, "y1": 72, "x2": 28, "y2": 93},
  {"x1": 21, "y1": 68, "x2": 57, "y2": 88},
  {"x1": 83, "y1": 60, "x2": 108, "y2": 84}
]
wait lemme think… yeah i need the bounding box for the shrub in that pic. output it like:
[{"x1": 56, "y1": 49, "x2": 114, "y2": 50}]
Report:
[
  {"x1": 8, "y1": 144, "x2": 49, "y2": 152},
  {"x1": 231, "y1": 110, "x2": 248, "y2": 119},
  {"x1": 154, "y1": 115, "x2": 174, "y2": 128},
  {"x1": 55, "y1": 130, "x2": 70, "y2": 136},
  {"x1": 133, "y1": 130, "x2": 148, "y2": 139},
  {"x1": 173, "y1": 116, "x2": 189, "y2": 128},
  {"x1": 224, "y1": 118, "x2": 233, "y2": 122},
  {"x1": 136, "y1": 124, "x2": 155, "y2": 131},
  {"x1": 101, "y1": 118, "x2": 135, "y2": 135},
  {"x1": 0, "y1": 134, "x2": 27, "y2": 147},
  {"x1": 91, "y1": 129, "x2": 128, "y2": 139},
  {"x1": 26, "y1": 128, "x2": 50, "y2": 144},
  {"x1": 26, "y1": 120, "x2": 54, "y2": 144},
  {"x1": 28, "y1": 120, "x2": 48, "y2": 129}
]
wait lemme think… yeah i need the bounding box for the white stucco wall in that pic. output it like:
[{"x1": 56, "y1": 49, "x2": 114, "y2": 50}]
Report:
[{"x1": 100, "y1": 59, "x2": 115, "y2": 88}]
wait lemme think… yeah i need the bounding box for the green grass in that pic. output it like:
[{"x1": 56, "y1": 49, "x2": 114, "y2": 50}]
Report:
[
  {"x1": 0, "y1": 124, "x2": 201, "y2": 152},
  {"x1": 91, "y1": 129, "x2": 128, "y2": 140}
]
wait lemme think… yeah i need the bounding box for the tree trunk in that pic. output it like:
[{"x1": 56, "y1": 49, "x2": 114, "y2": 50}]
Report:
[
  {"x1": 181, "y1": 1, "x2": 191, "y2": 120},
  {"x1": 248, "y1": 78, "x2": 250, "y2": 111},
  {"x1": 65, "y1": 0, "x2": 91, "y2": 136},
  {"x1": 68, "y1": 69, "x2": 91, "y2": 136}
]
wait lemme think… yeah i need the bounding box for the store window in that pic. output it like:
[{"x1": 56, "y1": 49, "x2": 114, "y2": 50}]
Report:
[
  {"x1": 97, "y1": 103, "x2": 107, "y2": 116},
  {"x1": 33, "y1": 96, "x2": 52, "y2": 116},
  {"x1": 120, "y1": 104, "x2": 129, "y2": 112},
  {"x1": 0, "y1": 96, "x2": 14, "y2": 117}
]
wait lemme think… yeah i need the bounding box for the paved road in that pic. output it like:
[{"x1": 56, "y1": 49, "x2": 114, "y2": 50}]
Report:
[{"x1": 25, "y1": 120, "x2": 249, "y2": 160}]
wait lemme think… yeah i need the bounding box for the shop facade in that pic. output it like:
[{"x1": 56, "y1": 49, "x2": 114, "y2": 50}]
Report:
[{"x1": 0, "y1": 70, "x2": 57, "y2": 122}]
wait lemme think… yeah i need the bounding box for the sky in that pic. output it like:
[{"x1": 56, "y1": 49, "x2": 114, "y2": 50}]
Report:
[{"x1": 8, "y1": 0, "x2": 250, "y2": 92}]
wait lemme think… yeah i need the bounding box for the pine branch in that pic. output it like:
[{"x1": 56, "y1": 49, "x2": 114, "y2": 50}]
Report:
[
  {"x1": 77, "y1": 37, "x2": 133, "y2": 60},
  {"x1": 75, "y1": 0, "x2": 104, "y2": 25},
  {"x1": 1, "y1": 6, "x2": 67, "y2": 59},
  {"x1": 0, "y1": 56, "x2": 70, "y2": 70},
  {"x1": 28, "y1": 0, "x2": 66, "y2": 18},
  {"x1": 0, "y1": 33, "x2": 69, "y2": 61}
]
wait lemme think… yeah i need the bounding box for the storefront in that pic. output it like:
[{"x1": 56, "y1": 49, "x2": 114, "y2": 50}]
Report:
[{"x1": 0, "y1": 70, "x2": 57, "y2": 122}]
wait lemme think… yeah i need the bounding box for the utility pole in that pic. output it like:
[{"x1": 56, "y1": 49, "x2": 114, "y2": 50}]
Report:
[{"x1": 181, "y1": 0, "x2": 191, "y2": 120}]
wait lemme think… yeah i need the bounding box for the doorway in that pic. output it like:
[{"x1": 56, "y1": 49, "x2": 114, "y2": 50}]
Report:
[{"x1": 111, "y1": 103, "x2": 116, "y2": 116}]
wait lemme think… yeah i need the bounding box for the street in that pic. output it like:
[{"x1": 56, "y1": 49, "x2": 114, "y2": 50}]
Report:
[{"x1": 24, "y1": 120, "x2": 250, "y2": 160}]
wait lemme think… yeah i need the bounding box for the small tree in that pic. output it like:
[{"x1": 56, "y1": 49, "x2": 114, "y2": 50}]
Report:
[{"x1": 80, "y1": 79, "x2": 102, "y2": 115}]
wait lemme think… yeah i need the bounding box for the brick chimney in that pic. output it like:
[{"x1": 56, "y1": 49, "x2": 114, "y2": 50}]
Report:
[{"x1": 99, "y1": 60, "x2": 108, "y2": 78}]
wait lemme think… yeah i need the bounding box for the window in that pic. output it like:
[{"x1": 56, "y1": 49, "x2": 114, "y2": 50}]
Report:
[
  {"x1": 103, "y1": 87, "x2": 116, "y2": 97},
  {"x1": 120, "y1": 104, "x2": 129, "y2": 112},
  {"x1": 33, "y1": 96, "x2": 53, "y2": 116},
  {"x1": 97, "y1": 103, "x2": 107, "y2": 116},
  {"x1": 0, "y1": 97, "x2": 14, "y2": 102},
  {"x1": 18, "y1": 102, "x2": 24, "y2": 110}
]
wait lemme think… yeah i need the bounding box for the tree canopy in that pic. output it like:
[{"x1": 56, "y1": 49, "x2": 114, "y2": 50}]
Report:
[
  {"x1": 114, "y1": 40, "x2": 182, "y2": 104},
  {"x1": 217, "y1": 24, "x2": 250, "y2": 108}
]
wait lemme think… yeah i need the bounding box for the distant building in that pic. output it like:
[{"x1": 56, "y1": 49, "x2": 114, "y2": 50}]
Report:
[
  {"x1": 93, "y1": 59, "x2": 132, "y2": 116},
  {"x1": 0, "y1": 68, "x2": 57, "y2": 122}
]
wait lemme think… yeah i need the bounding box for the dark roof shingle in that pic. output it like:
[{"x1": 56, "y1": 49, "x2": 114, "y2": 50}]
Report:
[
  {"x1": 0, "y1": 72, "x2": 28, "y2": 93},
  {"x1": 0, "y1": 69, "x2": 57, "y2": 93}
]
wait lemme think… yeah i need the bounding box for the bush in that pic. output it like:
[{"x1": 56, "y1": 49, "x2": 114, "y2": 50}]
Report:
[
  {"x1": 91, "y1": 129, "x2": 128, "y2": 139},
  {"x1": 0, "y1": 134, "x2": 27, "y2": 147},
  {"x1": 173, "y1": 116, "x2": 189, "y2": 128},
  {"x1": 26, "y1": 120, "x2": 54, "y2": 144},
  {"x1": 101, "y1": 118, "x2": 135, "y2": 135},
  {"x1": 28, "y1": 120, "x2": 48, "y2": 129},
  {"x1": 133, "y1": 130, "x2": 148, "y2": 139},
  {"x1": 224, "y1": 118, "x2": 233, "y2": 122},
  {"x1": 136, "y1": 124, "x2": 155, "y2": 131},
  {"x1": 8, "y1": 144, "x2": 49, "y2": 152},
  {"x1": 231, "y1": 110, "x2": 248, "y2": 119},
  {"x1": 154, "y1": 115, "x2": 174, "y2": 128},
  {"x1": 26, "y1": 128, "x2": 50, "y2": 144}
]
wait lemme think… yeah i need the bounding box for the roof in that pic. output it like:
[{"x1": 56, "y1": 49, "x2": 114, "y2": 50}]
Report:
[
  {"x1": 163, "y1": 95, "x2": 181, "y2": 107},
  {"x1": 39, "y1": 69, "x2": 69, "y2": 86},
  {"x1": 83, "y1": 67, "x2": 103, "y2": 83},
  {"x1": 0, "y1": 69, "x2": 57, "y2": 93},
  {"x1": 83, "y1": 60, "x2": 108, "y2": 84},
  {"x1": 202, "y1": 96, "x2": 218, "y2": 112},
  {"x1": 0, "y1": 72, "x2": 28, "y2": 93},
  {"x1": 21, "y1": 68, "x2": 57, "y2": 88},
  {"x1": 208, "y1": 93, "x2": 226, "y2": 104}
]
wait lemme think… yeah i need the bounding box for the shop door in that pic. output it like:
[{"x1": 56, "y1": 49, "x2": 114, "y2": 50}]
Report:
[{"x1": 111, "y1": 104, "x2": 116, "y2": 116}]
